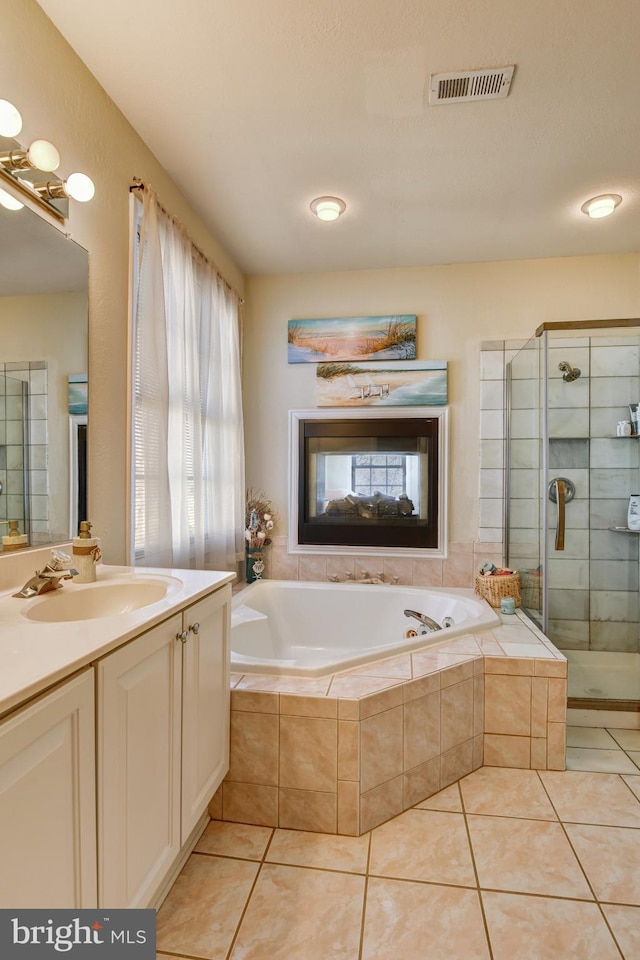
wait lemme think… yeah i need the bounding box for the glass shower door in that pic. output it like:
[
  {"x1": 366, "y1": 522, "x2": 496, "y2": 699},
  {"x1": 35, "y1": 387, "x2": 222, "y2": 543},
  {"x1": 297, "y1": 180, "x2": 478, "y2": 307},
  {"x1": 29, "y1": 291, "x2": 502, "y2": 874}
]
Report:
[{"x1": 0, "y1": 373, "x2": 29, "y2": 548}]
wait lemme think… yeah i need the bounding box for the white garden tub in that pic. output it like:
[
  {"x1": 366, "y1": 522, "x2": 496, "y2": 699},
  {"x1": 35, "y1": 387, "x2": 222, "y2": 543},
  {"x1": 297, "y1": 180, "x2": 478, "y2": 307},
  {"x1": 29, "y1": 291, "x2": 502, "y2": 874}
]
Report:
[{"x1": 231, "y1": 580, "x2": 499, "y2": 677}]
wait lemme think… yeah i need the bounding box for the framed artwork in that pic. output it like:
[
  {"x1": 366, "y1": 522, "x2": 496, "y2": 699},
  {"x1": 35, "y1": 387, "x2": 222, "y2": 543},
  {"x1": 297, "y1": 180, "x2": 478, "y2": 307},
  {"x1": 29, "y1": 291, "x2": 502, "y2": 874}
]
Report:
[
  {"x1": 316, "y1": 360, "x2": 447, "y2": 407},
  {"x1": 288, "y1": 315, "x2": 416, "y2": 363},
  {"x1": 68, "y1": 373, "x2": 88, "y2": 415}
]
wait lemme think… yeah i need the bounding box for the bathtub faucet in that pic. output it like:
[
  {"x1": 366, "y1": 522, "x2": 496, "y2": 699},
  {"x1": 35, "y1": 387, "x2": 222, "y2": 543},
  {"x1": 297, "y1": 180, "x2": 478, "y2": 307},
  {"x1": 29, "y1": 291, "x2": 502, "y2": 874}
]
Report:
[{"x1": 403, "y1": 609, "x2": 443, "y2": 633}]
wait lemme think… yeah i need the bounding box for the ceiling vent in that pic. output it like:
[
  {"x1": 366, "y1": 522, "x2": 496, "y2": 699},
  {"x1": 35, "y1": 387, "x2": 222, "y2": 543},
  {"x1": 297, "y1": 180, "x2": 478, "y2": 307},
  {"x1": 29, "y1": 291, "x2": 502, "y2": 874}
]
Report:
[{"x1": 429, "y1": 65, "x2": 515, "y2": 104}]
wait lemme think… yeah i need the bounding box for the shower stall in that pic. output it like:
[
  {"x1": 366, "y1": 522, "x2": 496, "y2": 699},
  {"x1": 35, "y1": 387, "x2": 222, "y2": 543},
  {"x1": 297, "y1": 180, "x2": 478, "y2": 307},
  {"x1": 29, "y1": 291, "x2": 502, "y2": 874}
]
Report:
[{"x1": 506, "y1": 321, "x2": 640, "y2": 710}]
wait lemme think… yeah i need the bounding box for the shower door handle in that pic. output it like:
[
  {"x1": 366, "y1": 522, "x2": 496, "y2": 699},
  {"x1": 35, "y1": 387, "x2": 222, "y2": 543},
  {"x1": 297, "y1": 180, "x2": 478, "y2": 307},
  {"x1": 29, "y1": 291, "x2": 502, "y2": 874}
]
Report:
[{"x1": 548, "y1": 477, "x2": 576, "y2": 552}]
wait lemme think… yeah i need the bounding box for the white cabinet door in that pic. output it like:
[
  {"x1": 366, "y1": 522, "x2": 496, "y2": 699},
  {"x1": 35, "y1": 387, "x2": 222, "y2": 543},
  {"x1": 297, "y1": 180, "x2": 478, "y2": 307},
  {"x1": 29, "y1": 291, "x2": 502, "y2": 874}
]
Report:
[
  {"x1": 181, "y1": 585, "x2": 231, "y2": 838},
  {"x1": 97, "y1": 613, "x2": 182, "y2": 908},
  {"x1": 0, "y1": 670, "x2": 96, "y2": 908}
]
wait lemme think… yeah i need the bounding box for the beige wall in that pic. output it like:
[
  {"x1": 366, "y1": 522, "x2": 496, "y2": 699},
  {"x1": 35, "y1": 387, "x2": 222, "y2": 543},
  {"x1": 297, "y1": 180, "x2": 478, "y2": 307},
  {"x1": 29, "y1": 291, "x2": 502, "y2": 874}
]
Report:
[
  {"x1": 244, "y1": 253, "x2": 640, "y2": 545},
  {"x1": 1, "y1": 0, "x2": 245, "y2": 564}
]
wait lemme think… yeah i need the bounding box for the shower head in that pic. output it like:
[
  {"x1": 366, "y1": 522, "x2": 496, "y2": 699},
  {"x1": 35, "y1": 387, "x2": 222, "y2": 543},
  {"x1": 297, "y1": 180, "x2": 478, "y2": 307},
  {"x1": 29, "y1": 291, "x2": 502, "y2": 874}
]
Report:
[{"x1": 558, "y1": 361, "x2": 581, "y2": 382}]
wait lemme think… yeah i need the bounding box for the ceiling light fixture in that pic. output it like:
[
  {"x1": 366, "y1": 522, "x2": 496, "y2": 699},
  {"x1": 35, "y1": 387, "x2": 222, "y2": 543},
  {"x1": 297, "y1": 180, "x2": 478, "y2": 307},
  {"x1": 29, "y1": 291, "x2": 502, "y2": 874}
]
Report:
[
  {"x1": 0, "y1": 186, "x2": 24, "y2": 211},
  {"x1": 310, "y1": 196, "x2": 346, "y2": 221},
  {"x1": 0, "y1": 99, "x2": 22, "y2": 138},
  {"x1": 581, "y1": 194, "x2": 622, "y2": 219}
]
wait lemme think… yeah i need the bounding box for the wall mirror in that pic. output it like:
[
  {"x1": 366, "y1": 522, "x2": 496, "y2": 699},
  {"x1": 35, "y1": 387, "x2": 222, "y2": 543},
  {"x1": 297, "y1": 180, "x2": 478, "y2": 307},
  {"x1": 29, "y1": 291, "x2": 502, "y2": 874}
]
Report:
[{"x1": 0, "y1": 194, "x2": 88, "y2": 551}]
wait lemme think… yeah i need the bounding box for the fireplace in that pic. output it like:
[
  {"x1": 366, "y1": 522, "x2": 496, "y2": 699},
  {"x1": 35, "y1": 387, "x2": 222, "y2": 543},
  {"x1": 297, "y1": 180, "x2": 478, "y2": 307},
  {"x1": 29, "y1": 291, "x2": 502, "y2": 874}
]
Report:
[{"x1": 288, "y1": 408, "x2": 448, "y2": 555}]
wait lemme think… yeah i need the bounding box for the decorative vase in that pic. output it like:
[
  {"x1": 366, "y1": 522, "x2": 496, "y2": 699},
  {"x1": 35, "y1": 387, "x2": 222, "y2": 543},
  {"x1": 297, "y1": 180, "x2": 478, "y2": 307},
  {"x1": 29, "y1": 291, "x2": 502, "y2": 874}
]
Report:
[{"x1": 246, "y1": 546, "x2": 266, "y2": 583}]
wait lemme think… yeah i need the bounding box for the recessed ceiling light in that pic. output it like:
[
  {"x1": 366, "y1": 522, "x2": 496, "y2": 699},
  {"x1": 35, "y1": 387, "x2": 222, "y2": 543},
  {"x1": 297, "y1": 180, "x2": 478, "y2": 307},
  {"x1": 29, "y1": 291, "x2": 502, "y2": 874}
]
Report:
[
  {"x1": 581, "y1": 194, "x2": 622, "y2": 219},
  {"x1": 310, "y1": 196, "x2": 346, "y2": 221}
]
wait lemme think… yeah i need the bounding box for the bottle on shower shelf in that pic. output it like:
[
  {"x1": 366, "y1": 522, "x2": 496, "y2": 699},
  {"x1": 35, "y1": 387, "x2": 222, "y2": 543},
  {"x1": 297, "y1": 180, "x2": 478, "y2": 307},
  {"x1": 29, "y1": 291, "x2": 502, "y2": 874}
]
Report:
[{"x1": 627, "y1": 495, "x2": 640, "y2": 532}]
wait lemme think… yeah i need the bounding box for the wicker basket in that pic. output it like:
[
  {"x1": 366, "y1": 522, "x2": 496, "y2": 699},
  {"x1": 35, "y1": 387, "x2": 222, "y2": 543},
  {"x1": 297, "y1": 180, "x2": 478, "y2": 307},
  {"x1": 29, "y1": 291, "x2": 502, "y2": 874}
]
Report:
[{"x1": 474, "y1": 571, "x2": 521, "y2": 608}]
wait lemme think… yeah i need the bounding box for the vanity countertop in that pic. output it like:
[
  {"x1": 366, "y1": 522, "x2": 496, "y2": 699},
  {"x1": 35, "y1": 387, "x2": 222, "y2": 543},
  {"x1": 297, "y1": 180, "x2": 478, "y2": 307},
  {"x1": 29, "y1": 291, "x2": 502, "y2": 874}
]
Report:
[{"x1": 0, "y1": 564, "x2": 235, "y2": 718}]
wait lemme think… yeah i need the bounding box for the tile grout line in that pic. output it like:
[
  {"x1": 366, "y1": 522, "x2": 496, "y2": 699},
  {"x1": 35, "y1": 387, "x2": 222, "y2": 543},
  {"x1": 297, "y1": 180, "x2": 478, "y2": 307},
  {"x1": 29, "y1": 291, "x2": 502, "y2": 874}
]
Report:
[
  {"x1": 458, "y1": 779, "x2": 495, "y2": 960},
  {"x1": 535, "y1": 770, "x2": 626, "y2": 959},
  {"x1": 223, "y1": 828, "x2": 276, "y2": 960},
  {"x1": 358, "y1": 829, "x2": 373, "y2": 960}
]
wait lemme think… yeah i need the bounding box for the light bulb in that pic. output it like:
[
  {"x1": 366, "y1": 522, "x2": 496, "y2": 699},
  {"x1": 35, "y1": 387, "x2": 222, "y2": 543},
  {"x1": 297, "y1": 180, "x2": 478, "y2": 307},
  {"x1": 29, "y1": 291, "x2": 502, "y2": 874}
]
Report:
[
  {"x1": 26, "y1": 139, "x2": 61, "y2": 172},
  {"x1": 0, "y1": 99, "x2": 22, "y2": 138},
  {"x1": 64, "y1": 172, "x2": 95, "y2": 202},
  {"x1": 310, "y1": 196, "x2": 346, "y2": 221},
  {"x1": 581, "y1": 194, "x2": 622, "y2": 219},
  {"x1": 0, "y1": 186, "x2": 24, "y2": 211}
]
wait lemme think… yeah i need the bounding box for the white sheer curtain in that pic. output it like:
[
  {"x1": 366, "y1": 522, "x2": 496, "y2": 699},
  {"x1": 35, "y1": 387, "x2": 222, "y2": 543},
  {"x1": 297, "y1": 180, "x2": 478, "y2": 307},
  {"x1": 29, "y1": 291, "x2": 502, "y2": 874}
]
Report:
[{"x1": 133, "y1": 186, "x2": 245, "y2": 570}]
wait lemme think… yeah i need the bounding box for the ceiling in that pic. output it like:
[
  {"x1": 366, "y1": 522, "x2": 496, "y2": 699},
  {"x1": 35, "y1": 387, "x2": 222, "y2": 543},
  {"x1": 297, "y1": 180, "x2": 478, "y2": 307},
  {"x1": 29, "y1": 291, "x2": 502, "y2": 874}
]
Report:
[{"x1": 37, "y1": 0, "x2": 640, "y2": 276}]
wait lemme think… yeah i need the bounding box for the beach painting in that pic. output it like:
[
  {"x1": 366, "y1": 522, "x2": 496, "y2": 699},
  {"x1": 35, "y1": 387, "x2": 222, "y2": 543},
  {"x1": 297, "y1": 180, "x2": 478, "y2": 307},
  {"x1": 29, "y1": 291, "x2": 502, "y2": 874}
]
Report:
[
  {"x1": 316, "y1": 360, "x2": 447, "y2": 407},
  {"x1": 288, "y1": 315, "x2": 416, "y2": 363},
  {"x1": 68, "y1": 373, "x2": 88, "y2": 415}
]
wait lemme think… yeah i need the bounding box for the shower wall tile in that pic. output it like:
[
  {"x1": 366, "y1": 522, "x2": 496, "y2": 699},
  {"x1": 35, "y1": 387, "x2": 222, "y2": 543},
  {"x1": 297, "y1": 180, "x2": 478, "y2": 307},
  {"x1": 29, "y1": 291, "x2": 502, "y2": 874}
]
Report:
[
  {"x1": 590, "y1": 438, "x2": 639, "y2": 469},
  {"x1": 480, "y1": 410, "x2": 504, "y2": 440},
  {"x1": 480, "y1": 350, "x2": 505, "y2": 381},
  {"x1": 509, "y1": 409, "x2": 538, "y2": 439},
  {"x1": 479, "y1": 499, "x2": 503, "y2": 528},
  {"x1": 509, "y1": 347, "x2": 539, "y2": 379},
  {"x1": 590, "y1": 499, "x2": 631, "y2": 529},
  {"x1": 6, "y1": 421, "x2": 23, "y2": 445},
  {"x1": 481, "y1": 340, "x2": 504, "y2": 351},
  {"x1": 591, "y1": 468, "x2": 638, "y2": 499},
  {"x1": 563, "y1": 501, "x2": 589, "y2": 529},
  {"x1": 508, "y1": 439, "x2": 539, "y2": 469},
  {"x1": 29, "y1": 421, "x2": 47, "y2": 444},
  {"x1": 479, "y1": 469, "x2": 504, "y2": 499},
  {"x1": 590, "y1": 344, "x2": 640, "y2": 378},
  {"x1": 590, "y1": 560, "x2": 639, "y2": 591},
  {"x1": 509, "y1": 378, "x2": 538, "y2": 410},
  {"x1": 546, "y1": 558, "x2": 589, "y2": 589},
  {"x1": 594, "y1": 336, "x2": 639, "y2": 347},
  {"x1": 29, "y1": 369, "x2": 47, "y2": 394},
  {"x1": 590, "y1": 621, "x2": 640, "y2": 653},
  {"x1": 480, "y1": 380, "x2": 504, "y2": 409},
  {"x1": 481, "y1": 439, "x2": 505, "y2": 469},
  {"x1": 590, "y1": 530, "x2": 638, "y2": 561},
  {"x1": 547, "y1": 620, "x2": 589, "y2": 649},
  {"x1": 590, "y1": 406, "x2": 634, "y2": 438},
  {"x1": 6, "y1": 396, "x2": 23, "y2": 420},
  {"x1": 548, "y1": 439, "x2": 589, "y2": 469},
  {"x1": 509, "y1": 469, "x2": 539, "y2": 499},
  {"x1": 478, "y1": 527, "x2": 504, "y2": 543},
  {"x1": 590, "y1": 590, "x2": 639, "y2": 623},
  {"x1": 546, "y1": 529, "x2": 589, "y2": 561},
  {"x1": 591, "y1": 376, "x2": 640, "y2": 408},
  {"x1": 547, "y1": 377, "x2": 590, "y2": 409},
  {"x1": 505, "y1": 339, "x2": 528, "y2": 351},
  {"x1": 509, "y1": 499, "x2": 539, "y2": 529},
  {"x1": 547, "y1": 408, "x2": 589, "y2": 438},
  {"x1": 547, "y1": 589, "x2": 589, "y2": 621}
]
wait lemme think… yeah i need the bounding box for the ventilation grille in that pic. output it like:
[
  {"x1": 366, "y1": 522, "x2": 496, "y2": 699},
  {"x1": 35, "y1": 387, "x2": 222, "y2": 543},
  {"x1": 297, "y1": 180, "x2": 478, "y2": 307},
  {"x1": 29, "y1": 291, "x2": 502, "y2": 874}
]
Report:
[{"x1": 429, "y1": 65, "x2": 515, "y2": 104}]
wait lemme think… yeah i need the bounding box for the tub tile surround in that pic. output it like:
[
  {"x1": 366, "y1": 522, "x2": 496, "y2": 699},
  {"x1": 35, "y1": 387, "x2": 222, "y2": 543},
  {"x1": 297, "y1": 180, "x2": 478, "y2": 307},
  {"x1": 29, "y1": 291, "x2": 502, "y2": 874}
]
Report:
[
  {"x1": 213, "y1": 612, "x2": 567, "y2": 835},
  {"x1": 267, "y1": 536, "x2": 498, "y2": 591}
]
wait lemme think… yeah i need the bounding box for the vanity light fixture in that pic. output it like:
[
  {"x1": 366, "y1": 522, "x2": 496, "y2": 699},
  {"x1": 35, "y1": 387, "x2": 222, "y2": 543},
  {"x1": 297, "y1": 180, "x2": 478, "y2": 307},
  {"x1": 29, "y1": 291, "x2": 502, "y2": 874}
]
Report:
[
  {"x1": 34, "y1": 172, "x2": 95, "y2": 203},
  {"x1": 0, "y1": 99, "x2": 22, "y2": 138},
  {"x1": 0, "y1": 139, "x2": 61, "y2": 173},
  {"x1": 310, "y1": 196, "x2": 347, "y2": 221},
  {"x1": 0, "y1": 96, "x2": 95, "y2": 220},
  {"x1": 581, "y1": 194, "x2": 622, "y2": 219},
  {"x1": 0, "y1": 185, "x2": 24, "y2": 211}
]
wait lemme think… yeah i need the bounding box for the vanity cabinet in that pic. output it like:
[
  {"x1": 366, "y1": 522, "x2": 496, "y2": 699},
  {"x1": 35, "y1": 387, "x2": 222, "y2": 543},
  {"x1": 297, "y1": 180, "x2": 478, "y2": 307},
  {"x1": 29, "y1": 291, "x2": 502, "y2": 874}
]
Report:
[
  {"x1": 97, "y1": 585, "x2": 231, "y2": 908},
  {"x1": 0, "y1": 670, "x2": 97, "y2": 908}
]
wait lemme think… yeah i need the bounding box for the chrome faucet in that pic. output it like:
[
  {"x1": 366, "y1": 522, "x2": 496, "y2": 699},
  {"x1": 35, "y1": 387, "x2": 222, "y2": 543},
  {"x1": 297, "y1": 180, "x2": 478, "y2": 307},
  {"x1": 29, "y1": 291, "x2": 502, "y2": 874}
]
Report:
[{"x1": 403, "y1": 608, "x2": 442, "y2": 632}]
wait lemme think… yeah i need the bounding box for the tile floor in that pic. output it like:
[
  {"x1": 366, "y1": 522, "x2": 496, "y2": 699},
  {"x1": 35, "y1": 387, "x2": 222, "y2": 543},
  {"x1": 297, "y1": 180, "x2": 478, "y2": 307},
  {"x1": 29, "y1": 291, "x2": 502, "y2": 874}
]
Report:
[
  {"x1": 156, "y1": 766, "x2": 640, "y2": 959},
  {"x1": 566, "y1": 726, "x2": 640, "y2": 775}
]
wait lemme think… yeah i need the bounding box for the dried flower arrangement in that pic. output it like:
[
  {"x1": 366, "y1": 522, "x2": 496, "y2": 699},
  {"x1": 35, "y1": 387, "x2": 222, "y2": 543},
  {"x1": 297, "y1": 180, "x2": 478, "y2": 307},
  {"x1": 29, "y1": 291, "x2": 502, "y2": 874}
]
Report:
[{"x1": 245, "y1": 489, "x2": 278, "y2": 550}]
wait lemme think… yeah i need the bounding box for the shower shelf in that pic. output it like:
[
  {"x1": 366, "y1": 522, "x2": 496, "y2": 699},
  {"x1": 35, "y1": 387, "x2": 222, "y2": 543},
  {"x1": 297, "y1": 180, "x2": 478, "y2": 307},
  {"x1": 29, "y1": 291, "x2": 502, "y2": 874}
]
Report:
[{"x1": 609, "y1": 526, "x2": 640, "y2": 534}]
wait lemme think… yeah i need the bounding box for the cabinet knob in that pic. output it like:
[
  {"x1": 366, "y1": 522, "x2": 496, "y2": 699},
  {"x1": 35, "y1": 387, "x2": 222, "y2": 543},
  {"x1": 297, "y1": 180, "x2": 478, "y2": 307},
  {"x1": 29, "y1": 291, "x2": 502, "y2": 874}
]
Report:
[
  {"x1": 176, "y1": 630, "x2": 189, "y2": 643},
  {"x1": 189, "y1": 622, "x2": 200, "y2": 635}
]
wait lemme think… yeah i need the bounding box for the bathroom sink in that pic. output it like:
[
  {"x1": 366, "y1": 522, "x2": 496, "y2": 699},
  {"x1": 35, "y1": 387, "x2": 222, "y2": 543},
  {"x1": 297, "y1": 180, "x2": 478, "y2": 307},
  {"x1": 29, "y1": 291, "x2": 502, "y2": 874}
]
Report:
[{"x1": 22, "y1": 578, "x2": 178, "y2": 623}]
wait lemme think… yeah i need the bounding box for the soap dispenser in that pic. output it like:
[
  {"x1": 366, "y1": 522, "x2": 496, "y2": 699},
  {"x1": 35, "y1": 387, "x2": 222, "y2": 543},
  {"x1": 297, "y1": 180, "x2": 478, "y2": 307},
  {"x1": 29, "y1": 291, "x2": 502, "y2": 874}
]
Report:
[
  {"x1": 72, "y1": 520, "x2": 102, "y2": 583},
  {"x1": 1, "y1": 520, "x2": 28, "y2": 551}
]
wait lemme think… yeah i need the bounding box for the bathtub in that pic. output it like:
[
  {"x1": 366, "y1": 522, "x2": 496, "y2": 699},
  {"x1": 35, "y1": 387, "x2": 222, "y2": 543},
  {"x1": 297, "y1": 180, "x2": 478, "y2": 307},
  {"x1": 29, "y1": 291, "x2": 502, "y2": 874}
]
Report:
[{"x1": 231, "y1": 579, "x2": 500, "y2": 677}]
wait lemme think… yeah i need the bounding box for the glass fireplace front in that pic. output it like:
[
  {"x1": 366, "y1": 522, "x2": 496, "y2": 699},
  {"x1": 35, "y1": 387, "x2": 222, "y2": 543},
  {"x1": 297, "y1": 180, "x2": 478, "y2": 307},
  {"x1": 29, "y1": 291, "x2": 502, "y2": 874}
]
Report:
[{"x1": 298, "y1": 417, "x2": 439, "y2": 549}]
